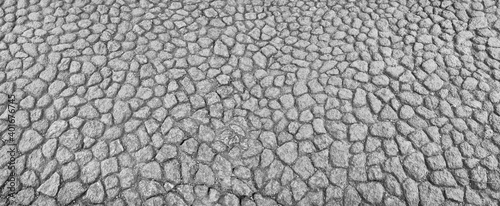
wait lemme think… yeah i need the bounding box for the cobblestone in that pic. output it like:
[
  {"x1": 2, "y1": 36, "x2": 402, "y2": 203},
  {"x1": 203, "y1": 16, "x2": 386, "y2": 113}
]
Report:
[{"x1": 2, "y1": 0, "x2": 500, "y2": 205}]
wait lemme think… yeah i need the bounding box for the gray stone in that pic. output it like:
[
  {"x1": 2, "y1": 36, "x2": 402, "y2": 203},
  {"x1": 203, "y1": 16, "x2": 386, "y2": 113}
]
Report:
[
  {"x1": 138, "y1": 180, "x2": 165, "y2": 199},
  {"x1": 198, "y1": 125, "x2": 215, "y2": 142},
  {"x1": 113, "y1": 101, "x2": 131, "y2": 124},
  {"x1": 423, "y1": 73, "x2": 444, "y2": 91},
  {"x1": 330, "y1": 141, "x2": 350, "y2": 167},
  {"x1": 164, "y1": 160, "x2": 181, "y2": 184},
  {"x1": 57, "y1": 181, "x2": 86, "y2": 205},
  {"x1": 419, "y1": 182, "x2": 445, "y2": 206},
  {"x1": 421, "y1": 59, "x2": 437, "y2": 73},
  {"x1": 81, "y1": 160, "x2": 100, "y2": 184},
  {"x1": 403, "y1": 152, "x2": 428, "y2": 181},
  {"x1": 59, "y1": 129, "x2": 82, "y2": 151},
  {"x1": 82, "y1": 120, "x2": 104, "y2": 138},
  {"x1": 469, "y1": 16, "x2": 488, "y2": 30},
  {"x1": 37, "y1": 172, "x2": 60, "y2": 197},
  {"x1": 25, "y1": 79, "x2": 48, "y2": 97},
  {"x1": 195, "y1": 164, "x2": 215, "y2": 185},
  {"x1": 277, "y1": 142, "x2": 298, "y2": 164},
  {"x1": 444, "y1": 55, "x2": 462, "y2": 68},
  {"x1": 46, "y1": 120, "x2": 68, "y2": 138},
  {"x1": 354, "y1": 107, "x2": 375, "y2": 123},
  {"x1": 84, "y1": 181, "x2": 105, "y2": 203},
  {"x1": 292, "y1": 156, "x2": 315, "y2": 179},
  {"x1": 296, "y1": 94, "x2": 316, "y2": 110},
  {"x1": 370, "y1": 122, "x2": 396, "y2": 138},
  {"x1": 19, "y1": 130, "x2": 44, "y2": 153},
  {"x1": 429, "y1": 170, "x2": 457, "y2": 187},
  {"x1": 357, "y1": 182, "x2": 384, "y2": 204},
  {"x1": 349, "y1": 124, "x2": 368, "y2": 141},
  {"x1": 259, "y1": 131, "x2": 277, "y2": 148},
  {"x1": 140, "y1": 162, "x2": 162, "y2": 180},
  {"x1": 214, "y1": 40, "x2": 229, "y2": 57}
]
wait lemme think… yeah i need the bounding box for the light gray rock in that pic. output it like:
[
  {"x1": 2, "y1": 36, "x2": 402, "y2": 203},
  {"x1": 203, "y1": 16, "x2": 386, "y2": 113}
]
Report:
[
  {"x1": 19, "y1": 130, "x2": 44, "y2": 153},
  {"x1": 37, "y1": 172, "x2": 60, "y2": 197},
  {"x1": 277, "y1": 142, "x2": 298, "y2": 164},
  {"x1": 357, "y1": 182, "x2": 384, "y2": 204},
  {"x1": 57, "y1": 181, "x2": 86, "y2": 205}
]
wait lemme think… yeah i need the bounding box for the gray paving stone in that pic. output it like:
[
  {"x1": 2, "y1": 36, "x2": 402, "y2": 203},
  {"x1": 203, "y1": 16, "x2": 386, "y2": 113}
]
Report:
[{"x1": 3, "y1": 1, "x2": 499, "y2": 205}]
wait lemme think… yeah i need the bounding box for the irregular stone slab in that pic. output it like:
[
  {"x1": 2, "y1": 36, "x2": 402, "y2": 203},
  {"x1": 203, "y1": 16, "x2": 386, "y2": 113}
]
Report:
[
  {"x1": 330, "y1": 141, "x2": 350, "y2": 167},
  {"x1": 403, "y1": 152, "x2": 428, "y2": 181},
  {"x1": 37, "y1": 173, "x2": 60, "y2": 197},
  {"x1": 46, "y1": 120, "x2": 68, "y2": 138},
  {"x1": 357, "y1": 182, "x2": 384, "y2": 204},
  {"x1": 19, "y1": 130, "x2": 44, "y2": 153},
  {"x1": 81, "y1": 120, "x2": 104, "y2": 138},
  {"x1": 349, "y1": 124, "x2": 368, "y2": 141},
  {"x1": 370, "y1": 122, "x2": 396, "y2": 139},
  {"x1": 57, "y1": 181, "x2": 86, "y2": 205},
  {"x1": 419, "y1": 182, "x2": 445, "y2": 206}
]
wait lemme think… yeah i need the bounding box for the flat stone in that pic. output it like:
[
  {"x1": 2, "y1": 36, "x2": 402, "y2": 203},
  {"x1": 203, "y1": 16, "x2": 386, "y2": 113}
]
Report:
[
  {"x1": 37, "y1": 173, "x2": 60, "y2": 197},
  {"x1": 59, "y1": 129, "x2": 82, "y2": 151},
  {"x1": 370, "y1": 122, "x2": 396, "y2": 138},
  {"x1": 57, "y1": 181, "x2": 86, "y2": 205},
  {"x1": 419, "y1": 182, "x2": 445, "y2": 206},
  {"x1": 198, "y1": 125, "x2": 215, "y2": 142},
  {"x1": 195, "y1": 164, "x2": 215, "y2": 185},
  {"x1": 46, "y1": 120, "x2": 68, "y2": 138},
  {"x1": 140, "y1": 162, "x2": 162, "y2": 180},
  {"x1": 214, "y1": 40, "x2": 229, "y2": 57},
  {"x1": 354, "y1": 107, "x2": 375, "y2": 124},
  {"x1": 398, "y1": 92, "x2": 423, "y2": 106},
  {"x1": 259, "y1": 131, "x2": 277, "y2": 148},
  {"x1": 469, "y1": 16, "x2": 488, "y2": 30},
  {"x1": 164, "y1": 160, "x2": 181, "y2": 184},
  {"x1": 25, "y1": 79, "x2": 48, "y2": 97},
  {"x1": 423, "y1": 73, "x2": 444, "y2": 91},
  {"x1": 84, "y1": 181, "x2": 104, "y2": 203},
  {"x1": 330, "y1": 141, "x2": 350, "y2": 167},
  {"x1": 421, "y1": 59, "x2": 438, "y2": 73},
  {"x1": 487, "y1": 37, "x2": 500, "y2": 47},
  {"x1": 444, "y1": 55, "x2": 462, "y2": 68},
  {"x1": 277, "y1": 142, "x2": 298, "y2": 164},
  {"x1": 403, "y1": 152, "x2": 428, "y2": 181},
  {"x1": 349, "y1": 124, "x2": 368, "y2": 141},
  {"x1": 113, "y1": 101, "x2": 131, "y2": 124},
  {"x1": 82, "y1": 120, "x2": 104, "y2": 138},
  {"x1": 488, "y1": 47, "x2": 500, "y2": 60},
  {"x1": 19, "y1": 130, "x2": 44, "y2": 153},
  {"x1": 80, "y1": 160, "x2": 101, "y2": 183},
  {"x1": 296, "y1": 94, "x2": 316, "y2": 110},
  {"x1": 357, "y1": 182, "x2": 384, "y2": 204},
  {"x1": 293, "y1": 156, "x2": 315, "y2": 179},
  {"x1": 429, "y1": 170, "x2": 457, "y2": 187},
  {"x1": 138, "y1": 180, "x2": 165, "y2": 199}
]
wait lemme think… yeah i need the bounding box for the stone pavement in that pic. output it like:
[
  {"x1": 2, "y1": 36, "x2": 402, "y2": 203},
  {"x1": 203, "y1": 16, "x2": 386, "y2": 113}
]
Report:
[{"x1": 1, "y1": 0, "x2": 500, "y2": 205}]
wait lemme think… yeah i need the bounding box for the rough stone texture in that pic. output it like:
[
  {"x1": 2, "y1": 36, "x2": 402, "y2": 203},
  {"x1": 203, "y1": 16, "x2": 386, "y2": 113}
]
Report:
[{"x1": 1, "y1": 0, "x2": 499, "y2": 205}]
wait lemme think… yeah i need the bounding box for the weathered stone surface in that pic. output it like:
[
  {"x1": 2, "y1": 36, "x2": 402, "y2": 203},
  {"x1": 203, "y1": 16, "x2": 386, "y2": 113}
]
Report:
[
  {"x1": 277, "y1": 142, "x2": 298, "y2": 164},
  {"x1": 357, "y1": 182, "x2": 384, "y2": 204},
  {"x1": 370, "y1": 122, "x2": 396, "y2": 139},
  {"x1": 403, "y1": 153, "x2": 428, "y2": 181},
  {"x1": 37, "y1": 173, "x2": 60, "y2": 197},
  {"x1": 419, "y1": 182, "x2": 445, "y2": 206},
  {"x1": 349, "y1": 124, "x2": 368, "y2": 141},
  {"x1": 7, "y1": 2, "x2": 497, "y2": 204},
  {"x1": 57, "y1": 181, "x2": 86, "y2": 205},
  {"x1": 82, "y1": 120, "x2": 104, "y2": 138},
  {"x1": 19, "y1": 130, "x2": 44, "y2": 153}
]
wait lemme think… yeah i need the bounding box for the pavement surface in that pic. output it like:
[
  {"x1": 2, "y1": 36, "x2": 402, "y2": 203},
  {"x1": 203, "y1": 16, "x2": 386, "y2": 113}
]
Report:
[{"x1": 1, "y1": 0, "x2": 500, "y2": 205}]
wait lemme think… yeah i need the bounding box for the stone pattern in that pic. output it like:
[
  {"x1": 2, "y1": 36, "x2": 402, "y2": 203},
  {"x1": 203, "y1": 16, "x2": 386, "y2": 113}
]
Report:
[{"x1": 1, "y1": 0, "x2": 500, "y2": 205}]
